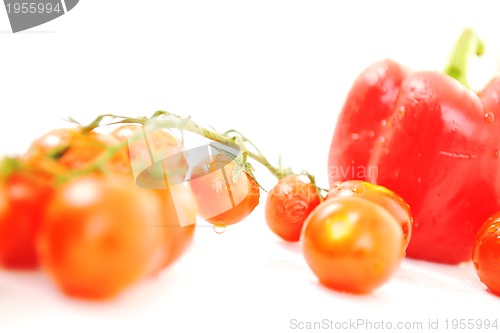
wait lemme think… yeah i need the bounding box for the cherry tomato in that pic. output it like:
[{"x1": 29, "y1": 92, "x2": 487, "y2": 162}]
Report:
[
  {"x1": 38, "y1": 175, "x2": 163, "y2": 299},
  {"x1": 189, "y1": 154, "x2": 260, "y2": 226},
  {"x1": 0, "y1": 172, "x2": 54, "y2": 269},
  {"x1": 472, "y1": 213, "x2": 500, "y2": 296},
  {"x1": 265, "y1": 175, "x2": 321, "y2": 242},
  {"x1": 111, "y1": 124, "x2": 188, "y2": 186},
  {"x1": 25, "y1": 128, "x2": 79, "y2": 159},
  {"x1": 23, "y1": 128, "x2": 77, "y2": 176},
  {"x1": 327, "y1": 180, "x2": 412, "y2": 253},
  {"x1": 302, "y1": 196, "x2": 404, "y2": 294},
  {"x1": 26, "y1": 128, "x2": 129, "y2": 174},
  {"x1": 147, "y1": 185, "x2": 197, "y2": 275}
]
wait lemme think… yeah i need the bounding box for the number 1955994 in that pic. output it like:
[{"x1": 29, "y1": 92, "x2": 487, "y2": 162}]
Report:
[{"x1": 6, "y1": 2, "x2": 62, "y2": 14}]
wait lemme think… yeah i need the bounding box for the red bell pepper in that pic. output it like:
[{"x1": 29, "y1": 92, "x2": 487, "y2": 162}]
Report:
[{"x1": 328, "y1": 29, "x2": 500, "y2": 264}]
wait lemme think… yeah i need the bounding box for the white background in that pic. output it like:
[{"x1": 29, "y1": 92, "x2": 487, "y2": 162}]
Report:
[{"x1": 1, "y1": 1, "x2": 500, "y2": 332}]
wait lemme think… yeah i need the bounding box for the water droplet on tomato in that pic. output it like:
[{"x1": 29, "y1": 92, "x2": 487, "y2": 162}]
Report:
[
  {"x1": 380, "y1": 119, "x2": 387, "y2": 127},
  {"x1": 493, "y1": 150, "x2": 499, "y2": 159},
  {"x1": 402, "y1": 224, "x2": 409, "y2": 239},
  {"x1": 352, "y1": 183, "x2": 365, "y2": 195},
  {"x1": 332, "y1": 182, "x2": 343, "y2": 192},
  {"x1": 367, "y1": 131, "x2": 375, "y2": 138},
  {"x1": 351, "y1": 133, "x2": 360, "y2": 141},
  {"x1": 484, "y1": 112, "x2": 495, "y2": 123},
  {"x1": 213, "y1": 224, "x2": 227, "y2": 234},
  {"x1": 417, "y1": 177, "x2": 422, "y2": 184}
]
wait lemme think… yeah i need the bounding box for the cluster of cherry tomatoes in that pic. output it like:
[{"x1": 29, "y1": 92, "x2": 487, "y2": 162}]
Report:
[
  {"x1": 265, "y1": 178, "x2": 412, "y2": 294},
  {"x1": 264, "y1": 176, "x2": 500, "y2": 296},
  {"x1": 0, "y1": 123, "x2": 259, "y2": 299}
]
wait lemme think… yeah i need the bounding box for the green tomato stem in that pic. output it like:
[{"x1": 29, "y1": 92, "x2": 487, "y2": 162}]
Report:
[
  {"x1": 146, "y1": 111, "x2": 287, "y2": 180},
  {"x1": 83, "y1": 111, "x2": 297, "y2": 183}
]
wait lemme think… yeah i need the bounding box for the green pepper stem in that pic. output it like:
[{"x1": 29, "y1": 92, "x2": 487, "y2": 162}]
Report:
[{"x1": 444, "y1": 28, "x2": 484, "y2": 89}]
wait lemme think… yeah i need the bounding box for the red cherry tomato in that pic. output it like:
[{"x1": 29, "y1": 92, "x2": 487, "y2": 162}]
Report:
[
  {"x1": 302, "y1": 196, "x2": 404, "y2": 294},
  {"x1": 189, "y1": 154, "x2": 260, "y2": 226},
  {"x1": 472, "y1": 213, "x2": 500, "y2": 296},
  {"x1": 0, "y1": 172, "x2": 54, "y2": 269},
  {"x1": 38, "y1": 175, "x2": 163, "y2": 299},
  {"x1": 327, "y1": 180, "x2": 412, "y2": 253},
  {"x1": 265, "y1": 175, "x2": 321, "y2": 242}
]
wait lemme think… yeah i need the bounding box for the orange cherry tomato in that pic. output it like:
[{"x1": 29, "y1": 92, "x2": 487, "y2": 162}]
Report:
[
  {"x1": 38, "y1": 175, "x2": 163, "y2": 299},
  {"x1": 265, "y1": 175, "x2": 322, "y2": 242},
  {"x1": 327, "y1": 180, "x2": 413, "y2": 253},
  {"x1": 302, "y1": 196, "x2": 404, "y2": 294},
  {"x1": 25, "y1": 128, "x2": 129, "y2": 174},
  {"x1": 112, "y1": 124, "x2": 188, "y2": 185},
  {"x1": 189, "y1": 154, "x2": 260, "y2": 226}
]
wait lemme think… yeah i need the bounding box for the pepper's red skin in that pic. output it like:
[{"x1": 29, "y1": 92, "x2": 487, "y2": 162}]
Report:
[{"x1": 328, "y1": 59, "x2": 500, "y2": 264}]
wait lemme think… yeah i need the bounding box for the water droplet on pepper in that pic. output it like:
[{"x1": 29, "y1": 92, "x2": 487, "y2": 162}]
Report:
[{"x1": 398, "y1": 106, "x2": 406, "y2": 120}]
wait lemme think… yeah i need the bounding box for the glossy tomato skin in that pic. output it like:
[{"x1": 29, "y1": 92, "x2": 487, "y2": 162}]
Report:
[
  {"x1": 265, "y1": 176, "x2": 321, "y2": 242},
  {"x1": 147, "y1": 185, "x2": 197, "y2": 275},
  {"x1": 327, "y1": 180, "x2": 412, "y2": 253},
  {"x1": 473, "y1": 213, "x2": 500, "y2": 296},
  {"x1": 189, "y1": 154, "x2": 260, "y2": 225},
  {"x1": 38, "y1": 175, "x2": 163, "y2": 299},
  {"x1": 302, "y1": 196, "x2": 403, "y2": 294},
  {"x1": 0, "y1": 173, "x2": 54, "y2": 269}
]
